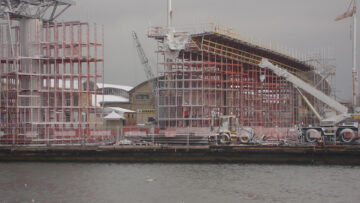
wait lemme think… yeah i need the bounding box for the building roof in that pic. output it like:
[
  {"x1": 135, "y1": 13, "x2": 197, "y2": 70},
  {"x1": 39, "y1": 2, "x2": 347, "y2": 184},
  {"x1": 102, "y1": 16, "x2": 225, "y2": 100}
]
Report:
[
  {"x1": 92, "y1": 94, "x2": 129, "y2": 106},
  {"x1": 104, "y1": 111, "x2": 125, "y2": 120},
  {"x1": 129, "y1": 77, "x2": 162, "y2": 93},
  {"x1": 191, "y1": 32, "x2": 314, "y2": 72},
  {"x1": 96, "y1": 83, "x2": 133, "y2": 91},
  {"x1": 106, "y1": 107, "x2": 135, "y2": 113}
]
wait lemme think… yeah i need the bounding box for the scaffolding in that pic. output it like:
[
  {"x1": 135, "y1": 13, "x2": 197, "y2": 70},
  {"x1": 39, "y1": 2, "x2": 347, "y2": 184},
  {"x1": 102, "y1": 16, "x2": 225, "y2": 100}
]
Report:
[
  {"x1": 149, "y1": 23, "x2": 333, "y2": 129},
  {"x1": 0, "y1": 20, "x2": 104, "y2": 138}
]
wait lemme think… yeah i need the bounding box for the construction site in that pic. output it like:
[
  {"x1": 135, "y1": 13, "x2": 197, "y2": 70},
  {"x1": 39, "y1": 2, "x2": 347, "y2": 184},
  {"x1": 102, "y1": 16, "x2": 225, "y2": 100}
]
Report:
[
  {"x1": 149, "y1": 24, "x2": 332, "y2": 129},
  {"x1": 0, "y1": 1, "x2": 108, "y2": 144},
  {"x1": 1, "y1": 0, "x2": 360, "y2": 148}
]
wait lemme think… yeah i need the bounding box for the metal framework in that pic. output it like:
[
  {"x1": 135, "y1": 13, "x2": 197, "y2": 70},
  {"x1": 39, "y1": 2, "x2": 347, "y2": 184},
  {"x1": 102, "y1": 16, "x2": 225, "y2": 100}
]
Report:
[
  {"x1": 149, "y1": 23, "x2": 333, "y2": 129},
  {"x1": 0, "y1": 0, "x2": 75, "y2": 21},
  {"x1": 0, "y1": 20, "x2": 104, "y2": 138}
]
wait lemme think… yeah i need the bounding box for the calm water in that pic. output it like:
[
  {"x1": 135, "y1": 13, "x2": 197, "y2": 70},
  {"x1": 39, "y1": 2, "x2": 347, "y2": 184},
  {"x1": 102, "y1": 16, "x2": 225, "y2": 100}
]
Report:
[{"x1": 0, "y1": 163, "x2": 359, "y2": 203}]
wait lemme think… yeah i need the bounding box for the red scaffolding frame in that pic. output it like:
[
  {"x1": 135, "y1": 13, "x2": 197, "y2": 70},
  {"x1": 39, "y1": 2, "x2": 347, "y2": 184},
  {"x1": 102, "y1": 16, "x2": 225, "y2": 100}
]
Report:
[
  {"x1": 0, "y1": 20, "x2": 104, "y2": 138},
  {"x1": 149, "y1": 24, "x2": 332, "y2": 129}
]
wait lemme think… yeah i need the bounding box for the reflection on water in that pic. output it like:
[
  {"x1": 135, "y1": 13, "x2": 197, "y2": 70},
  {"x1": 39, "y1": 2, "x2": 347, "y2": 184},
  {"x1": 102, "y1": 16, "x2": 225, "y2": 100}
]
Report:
[{"x1": 0, "y1": 163, "x2": 359, "y2": 203}]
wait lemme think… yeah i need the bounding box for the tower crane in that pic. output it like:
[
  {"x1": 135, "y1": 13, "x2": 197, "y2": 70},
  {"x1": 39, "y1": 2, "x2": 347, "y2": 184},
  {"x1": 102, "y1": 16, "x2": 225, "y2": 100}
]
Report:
[
  {"x1": 335, "y1": 0, "x2": 358, "y2": 107},
  {"x1": 132, "y1": 31, "x2": 156, "y2": 94}
]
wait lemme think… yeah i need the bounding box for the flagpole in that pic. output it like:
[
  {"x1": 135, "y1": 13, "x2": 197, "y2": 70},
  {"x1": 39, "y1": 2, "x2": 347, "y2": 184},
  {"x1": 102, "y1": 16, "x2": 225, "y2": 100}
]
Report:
[{"x1": 353, "y1": 0, "x2": 358, "y2": 107}]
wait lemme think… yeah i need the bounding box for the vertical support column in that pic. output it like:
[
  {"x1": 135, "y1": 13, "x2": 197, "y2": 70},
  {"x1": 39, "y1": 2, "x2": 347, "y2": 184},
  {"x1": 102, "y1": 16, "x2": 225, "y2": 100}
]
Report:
[
  {"x1": 86, "y1": 23, "x2": 90, "y2": 127},
  {"x1": 94, "y1": 23, "x2": 98, "y2": 127},
  {"x1": 353, "y1": 0, "x2": 358, "y2": 106},
  {"x1": 101, "y1": 24, "x2": 105, "y2": 127}
]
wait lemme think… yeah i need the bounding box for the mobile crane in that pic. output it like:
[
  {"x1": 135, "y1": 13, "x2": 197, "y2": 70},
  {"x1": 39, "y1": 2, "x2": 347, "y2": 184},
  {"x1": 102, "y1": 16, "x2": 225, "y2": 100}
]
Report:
[{"x1": 259, "y1": 58, "x2": 359, "y2": 144}]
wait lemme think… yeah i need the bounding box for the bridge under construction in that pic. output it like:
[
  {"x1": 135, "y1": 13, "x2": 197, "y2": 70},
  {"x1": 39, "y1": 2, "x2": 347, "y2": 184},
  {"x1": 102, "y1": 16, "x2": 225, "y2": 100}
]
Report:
[
  {"x1": 148, "y1": 23, "x2": 333, "y2": 129},
  {"x1": 0, "y1": 0, "x2": 343, "y2": 145}
]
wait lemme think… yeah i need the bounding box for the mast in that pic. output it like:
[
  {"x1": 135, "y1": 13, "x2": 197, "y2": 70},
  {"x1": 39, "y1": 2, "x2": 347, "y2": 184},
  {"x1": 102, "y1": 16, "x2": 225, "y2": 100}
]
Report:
[
  {"x1": 353, "y1": 0, "x2": 358, "y2": 106},
  {"x1": 167, "y1": 0, "x2": 173, "y2": 27}
]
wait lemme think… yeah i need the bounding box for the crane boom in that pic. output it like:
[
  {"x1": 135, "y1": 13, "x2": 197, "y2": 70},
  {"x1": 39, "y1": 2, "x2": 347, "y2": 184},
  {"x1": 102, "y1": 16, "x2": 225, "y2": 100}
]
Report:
[
  {"x1": 132, "y1": 31, "x2": 156, "y2": 93},
  {"x1": 259, "y1": 58, "x2": 348, "y2": 115}
]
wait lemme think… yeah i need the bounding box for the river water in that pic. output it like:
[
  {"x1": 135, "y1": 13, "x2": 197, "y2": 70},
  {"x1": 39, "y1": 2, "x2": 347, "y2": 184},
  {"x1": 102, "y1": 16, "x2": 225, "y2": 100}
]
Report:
[{"x1": 0, "y1": 163, "x2": 359, "y2": 203}]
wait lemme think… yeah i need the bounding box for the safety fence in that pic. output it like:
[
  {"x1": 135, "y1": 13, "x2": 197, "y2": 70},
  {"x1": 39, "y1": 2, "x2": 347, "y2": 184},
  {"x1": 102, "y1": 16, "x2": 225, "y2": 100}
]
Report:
[
  {"x1": 0, "y1": 126, "x2": 212, "y2": 146},
  {"x1": 0, "y1": 126, "x2": 304, "y2": 146}
]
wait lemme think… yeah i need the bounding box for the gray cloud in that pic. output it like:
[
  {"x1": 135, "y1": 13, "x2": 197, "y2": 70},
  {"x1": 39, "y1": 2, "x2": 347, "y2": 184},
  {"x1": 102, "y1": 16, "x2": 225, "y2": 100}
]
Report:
[{"x1": 58, "y1": 0, "x2": 356, "y2": 101}]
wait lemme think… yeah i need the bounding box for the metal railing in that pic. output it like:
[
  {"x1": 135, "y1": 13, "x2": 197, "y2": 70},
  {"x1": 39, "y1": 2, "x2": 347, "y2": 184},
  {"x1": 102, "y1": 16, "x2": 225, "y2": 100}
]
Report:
[
  {"x1": 148, "y1": 22, "x2": 312, "y2": 66},
  {"x1": 1, "y1": 125, "x2": 351, "y2": 147},
  {"x1": 0, "y1": 126, "x2": 212, "y2": 146}
]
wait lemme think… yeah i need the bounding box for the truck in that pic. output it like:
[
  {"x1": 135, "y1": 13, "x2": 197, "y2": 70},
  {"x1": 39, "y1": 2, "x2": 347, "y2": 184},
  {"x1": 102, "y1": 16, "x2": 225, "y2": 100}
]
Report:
[
  {"x1": 259, "y1": 58, "x2": 359, "y2": 144},
  {"x1": 208, "y1": 115, "x2": 254, "y2": 145}
]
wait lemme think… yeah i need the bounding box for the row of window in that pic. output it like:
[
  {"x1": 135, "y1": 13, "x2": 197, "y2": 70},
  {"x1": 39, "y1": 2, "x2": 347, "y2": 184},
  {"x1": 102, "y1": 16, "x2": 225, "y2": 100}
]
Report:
[
  {"x1": 135, "y1": 94, "x2": 150, "y2": 100},
  {"x1": 103, "y1": 88, "x2": 129, "y2": 98}
]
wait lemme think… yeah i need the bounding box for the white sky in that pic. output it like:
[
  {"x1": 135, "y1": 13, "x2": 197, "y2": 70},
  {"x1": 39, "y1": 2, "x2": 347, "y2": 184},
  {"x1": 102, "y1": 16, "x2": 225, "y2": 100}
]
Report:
[{"x1": 58, "y1": 0, "x2": 357, "y2": 102}]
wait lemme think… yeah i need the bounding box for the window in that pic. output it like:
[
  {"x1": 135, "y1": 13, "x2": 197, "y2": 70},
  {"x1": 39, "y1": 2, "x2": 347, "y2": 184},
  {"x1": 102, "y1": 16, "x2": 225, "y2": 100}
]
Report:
[
  {"x1": 65, "y1": 94, "x2": 71, "y2": 106},
  {"x1": 65, "y1": 110, "x2": 71, "y2": 122},
  {"x1": 136, "y1": 94, "x2": 149, "y2": 100}
]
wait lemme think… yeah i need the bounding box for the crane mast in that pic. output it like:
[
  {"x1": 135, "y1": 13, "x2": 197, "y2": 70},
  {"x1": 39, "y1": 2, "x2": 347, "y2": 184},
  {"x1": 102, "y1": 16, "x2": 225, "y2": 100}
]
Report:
[
  {"x1": 352, "y1": 0, "x2": 358, "y2": 106},
  {"x1": 132, "y1": 31, "x2": 156, "y2": 93},
  {"x1": 335, "y1": 0, "x2": 358, "y2": 107}
]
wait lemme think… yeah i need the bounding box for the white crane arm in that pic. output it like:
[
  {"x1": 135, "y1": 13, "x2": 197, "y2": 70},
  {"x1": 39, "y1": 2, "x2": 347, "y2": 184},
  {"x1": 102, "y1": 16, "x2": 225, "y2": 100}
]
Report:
[
  {"x1": 259, "y1": 58, "x2": 348, "y2": 115},
  {"x1": 132, "y1": 31, "x2": 155, "y2": 79},
  {"x1": 132, "y1": 31, "x2": 156, "y2": 94}
]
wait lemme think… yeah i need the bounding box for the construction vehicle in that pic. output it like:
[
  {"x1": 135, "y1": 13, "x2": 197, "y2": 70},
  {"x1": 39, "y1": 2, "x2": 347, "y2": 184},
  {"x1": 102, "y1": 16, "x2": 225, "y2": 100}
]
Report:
[
  {"x1": 259, "y1": 58, "x2": 359, "y2": 144},
  {"x1": 209, "y1": 115, "x2": 254, "y2": 145}
]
